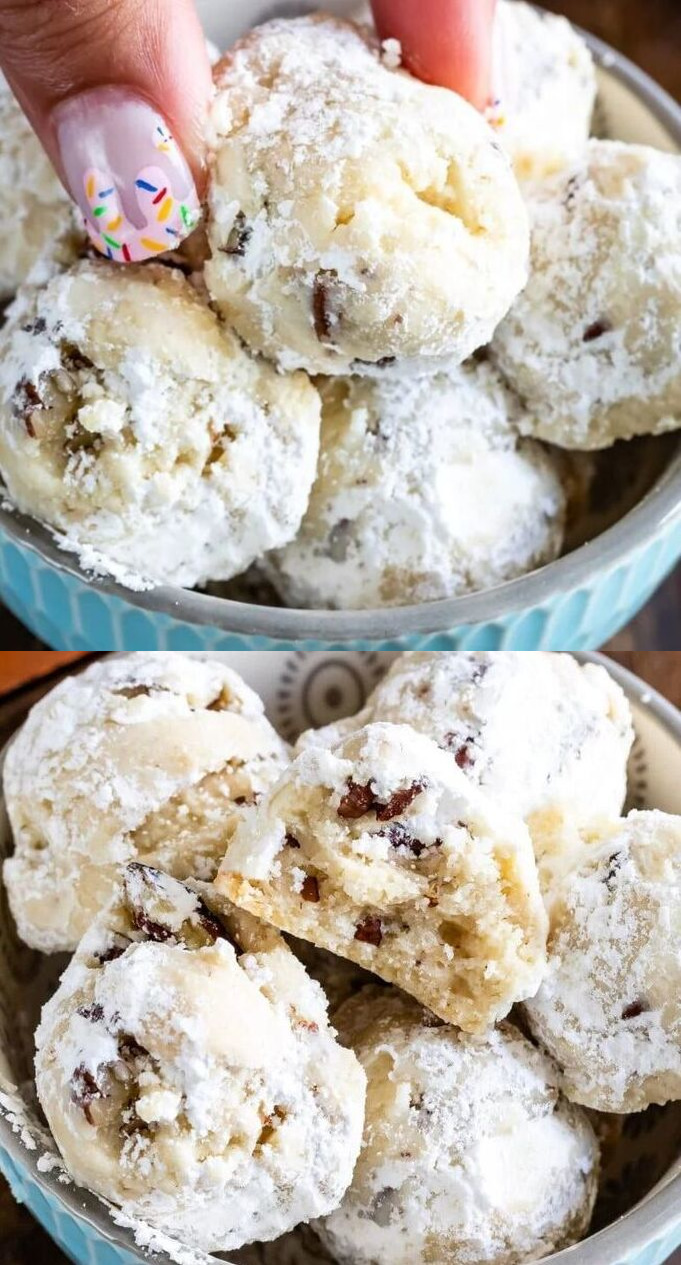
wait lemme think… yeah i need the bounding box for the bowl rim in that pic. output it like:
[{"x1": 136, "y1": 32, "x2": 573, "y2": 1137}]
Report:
[
  {"x1": 0, "y1": 649, "x2": 680, "y2": 1265},
  {"x1": 1, "y1": 30, "x2": 681, "y2": 640}
]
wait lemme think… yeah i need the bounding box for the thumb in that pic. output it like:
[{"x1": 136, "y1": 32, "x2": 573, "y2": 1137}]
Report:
[
  {"x1": 0, "y1": 0, "x2": 211, "y2": 263},
  {"x1": 371, "y1": 0, "x2": 497, "y2": 110}
]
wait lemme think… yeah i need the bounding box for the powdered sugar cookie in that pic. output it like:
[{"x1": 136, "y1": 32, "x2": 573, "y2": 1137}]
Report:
[
  {"x1": 217, "y1": 721, "x2": 548, "y2": 1033},
  {"x1": 492, "y1": 141, "x2": 681, "y2": 449},
  {"x1": 0, "y1": 258, "x2": 320, "y2": 587},
  {"x1": 318, "y1": 987, "x2": 599, "y2": 1265},
  {"x1": 35, "y1": 864, "x2": 366, "y2": 1252},
  {"x1": 523, "y1": 810, "x2": 681, "y2": 1112},
  {"x1": 267, "y1": 363, "x2": 566, "y2": 609},
  {"x1": 206, "y1": 15, "x2": 529, "y2": 375},
  {"x1": 297, "y1": 652, "x2": 634, "y2": 896},
  {"x1": 3, "y1": 653, "x2": 289, "y2": 952}
]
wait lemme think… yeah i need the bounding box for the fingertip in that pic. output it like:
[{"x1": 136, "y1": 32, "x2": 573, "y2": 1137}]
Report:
[{"x1": 371, "y1": 0, "x2": 496, "y2": 109}]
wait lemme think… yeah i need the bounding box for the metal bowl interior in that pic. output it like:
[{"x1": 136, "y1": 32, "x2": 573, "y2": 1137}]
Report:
[
  {"x1": 0, "y1": 650, "x2": 679, "y2": 1265},
  {"x1": 0, "y1": 22, "x2": 680, "y2": 641}
]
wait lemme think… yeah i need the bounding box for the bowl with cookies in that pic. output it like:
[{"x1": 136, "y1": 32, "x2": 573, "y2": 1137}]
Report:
[
  {"x1": 0, "y1": 2, "x2": 679, "y2": 649},
  {"x1": 0, "y1": 649, "x2": 679, "y2": 1265}
]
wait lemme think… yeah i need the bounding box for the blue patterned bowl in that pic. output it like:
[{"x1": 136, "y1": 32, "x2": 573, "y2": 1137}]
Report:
[
  {"x1": 0, "y1": 650, "x2": 680, "y2": 1265},
  {"x1": 1, "y1": 20, "x2": 680, "y2": 651}
]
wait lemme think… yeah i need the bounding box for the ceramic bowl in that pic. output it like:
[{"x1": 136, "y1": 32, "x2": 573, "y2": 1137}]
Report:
[
  {"x1": 0, "y1": 8, "x2": 679, "y2": 651},
  {"x1": 0, "y1": 650, "x2": 680, "y2": 1265}
]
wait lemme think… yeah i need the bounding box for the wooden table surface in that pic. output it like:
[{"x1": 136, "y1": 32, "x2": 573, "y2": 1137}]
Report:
[{"x1": 1, "y1": 649, "x2": 680, "y2": 1263}]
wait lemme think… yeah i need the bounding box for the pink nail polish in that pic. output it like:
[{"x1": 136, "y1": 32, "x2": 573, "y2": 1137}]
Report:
[{"x1": 53, "y1": 86, "x2": 201, "y2": 263}]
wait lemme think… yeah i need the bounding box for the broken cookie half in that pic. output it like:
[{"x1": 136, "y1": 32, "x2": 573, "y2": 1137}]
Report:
[{"x1": 216, "y1": 722, "x2": 548, "y2": 1033}]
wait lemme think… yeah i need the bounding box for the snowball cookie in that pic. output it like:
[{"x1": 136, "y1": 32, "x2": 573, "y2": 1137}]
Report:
[
  {"x1": 489, "y1": 1, "x2": 596, "y2": 181},
  {"x1": 267, "y1": 363, "x2": 566, "y2": 609},
  {"x1": 298, "y1": 652, "x2": 633, "y2": 894},
  {"x1": 492, "y1": 141, "x2": 681, "y2": 449},
  {"x1": 287, "y1": 937, "x2": 377, "y2": 1013},
  {"x1": 34, "y1": 864, "x2": 366, "y2": 1252},
  {"x1": 317, "y1": 987, "x2": 599, "y2": 1265},
  {"x1": 3, "y1": 653, "x2": 289, "y2": 953},
  {"x1": 0, "y1": 77, "x2": 82, "y2": 298},
  {"x1": 0, "y1": 258, "x2": 320, "y2": 587},
  {"x1": 217, "y1": 722, "x2": 548, "y2": 1033},
  {"x1": 523, "y1": 810, "x2": 681, "y2": 1113},
  {"x1": 205, "y1": 15, "x2": 529, "y2": 376}
]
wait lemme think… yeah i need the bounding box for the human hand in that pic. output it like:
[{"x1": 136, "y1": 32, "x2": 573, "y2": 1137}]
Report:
[
  {"x1": 370, "y1": 0, "x2": 497, "y2": 109},
  {"x1": 0, "y1": 0, "x2": 211, "y2": 263}
]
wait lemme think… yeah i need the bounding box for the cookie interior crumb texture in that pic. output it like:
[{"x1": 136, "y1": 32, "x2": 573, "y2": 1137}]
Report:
[
  {"x1": 296, "y1": 651, "x2": 634, "y2": 896},
  {"x1": 217, "y1": 721, "x2": 548, "y2": 1033},
  {"x1": 3, "y1": 652, "x2": 290, "y2": 952}
]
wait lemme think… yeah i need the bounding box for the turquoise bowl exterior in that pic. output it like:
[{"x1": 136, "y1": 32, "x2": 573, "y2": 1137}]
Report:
[
  {"x1": 1, "y1": 518, "x2": 680, "y2": 651},
  {"x1": 2, "y1": 1144, "x2": 679, "y2": 1265}
]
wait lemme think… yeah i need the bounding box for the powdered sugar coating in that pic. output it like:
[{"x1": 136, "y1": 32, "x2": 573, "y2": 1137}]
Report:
[
  {"x1": 317, "y1": 988, "x2": 599, "y2": 1265},
  {"x1": 523, "y1": 810, "x2": 681, "y2": 1112},
  {"x1": 34, "y1": 866, "x2": 366, "y2": 1252},
  {"x1": 205, "y1": 15, "x2": 529, "y2": 376},
  {"x1": 266, "y1": 364, "x2": 566, "y2": 609},
  {"x1": 3, "y1": 653, "x2": 290, "y2": 952},
  {"x1": 0, "y1": 78, "x2": 82, "y2": 298},
  {"x1": 490, "y1": 1, "x2": 596, "y2": 180},
  {"x1": 0, "y1": 258, "x2": 320, "y2": 587},
  {"x1": 297, "y1": 652, "x2": 633, "y2": 894},
  {"x1": 492, "y1": 141, "x2": 681, "y2": 449},
  {"x1": 217, "y1": 721, "x2": 548, "y2": 1033}
]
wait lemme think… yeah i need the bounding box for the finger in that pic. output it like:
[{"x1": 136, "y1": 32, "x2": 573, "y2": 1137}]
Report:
[
  {"x1": 0, "y1": 0, "x2": 212, "y2": 262},
  {"x1": 370, "y1": 0, "x2": 497, "y2": 109}
]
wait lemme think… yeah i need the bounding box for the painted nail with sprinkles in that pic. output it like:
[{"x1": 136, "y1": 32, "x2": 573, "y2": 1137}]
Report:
[{"x1": 53, "y1": 87, "x2": 201, "y2": 263}]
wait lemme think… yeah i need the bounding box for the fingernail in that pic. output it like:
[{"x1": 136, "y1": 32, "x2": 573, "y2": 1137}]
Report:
[{"x1": 53, "y1": 86, "x2": 201, "y2": 263}]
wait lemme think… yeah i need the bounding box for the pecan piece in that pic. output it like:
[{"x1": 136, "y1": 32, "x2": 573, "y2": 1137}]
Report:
[
  {"x1": 285, "y1": 832, "x2": 301, "y2": 849},
  {"x1": 301, "y1": 875, "x2": 320, "y2": 903},
  {"x1": 15, "y1": 377, "x2": 44, "y2": 437},
  {"x1": 583, "y1": 319, "x2": 612, "y2": 343},
  {"x1": 338, "y1": 780, "x2": 376, "y2": 819},
  {"x1": 354, "y1": 915, "x2": 383, "y2": 947},
  {"x1": 375, "y1": 781, "x2": 425, "y2": 822},
  {"x1": 221, "y1": 210, "x2": 252, "y2": 257},
  {"x1": 312, "y1": 270, "x2": 340, "y2": 343},
  {"x1": 71, "y1": 1066, "x2": 105, "y2": 1124},
  {"x1": 622, "y1": 999, "x2": 649, "y2": 1021}
]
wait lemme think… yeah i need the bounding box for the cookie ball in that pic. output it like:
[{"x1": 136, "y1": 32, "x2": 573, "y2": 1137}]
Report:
[
  {"x1": 0, "y1": 258, "x2": 320, "y2": 586},
  {"x1": 34, "y1": 864, "x2": 366, "y2": 1252},
  {"x1": 266, "y1": 363, "x2": 566, "y2": 609},
  {"x1": 0, "y1": 78, "x2": 82, "y2": 298},
  {"x1": 205, "y1": 15, "x2": 529, "y2": 376},
  {"x1": 297, "y1": 652, "x2": 633, "y2": 896},
  {"x1": 492, "y1": 141, "x2": 681, "y2": 449},
  {"x1": 490, "y1": 1, "x2": 596, "y2": 181},
  {"x1": 317, "y1": 987, "x2": 599, "y2": 1265},
  {"x1": 217, "y1": 721, "x2": 548, "y2": 1033},
  {"x1": 3, "y1": 653, "x2": 289, "y2": 952},
  {"x1": 523, "y1": 810, "x2": 681, "y2": 1112}
]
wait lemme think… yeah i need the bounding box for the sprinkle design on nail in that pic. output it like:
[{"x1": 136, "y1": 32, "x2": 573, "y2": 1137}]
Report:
[{"x1": 83, "y1": 126, "x2": 200, "y2": 263}]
